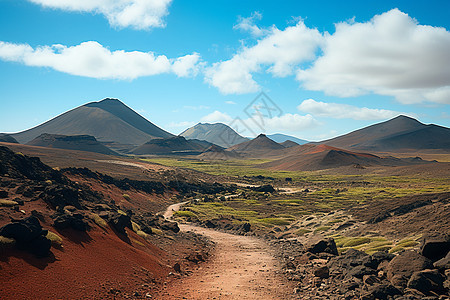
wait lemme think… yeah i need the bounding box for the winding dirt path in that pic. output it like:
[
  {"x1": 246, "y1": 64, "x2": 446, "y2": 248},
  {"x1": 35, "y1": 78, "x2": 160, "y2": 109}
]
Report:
[{"x1": 157, "y1": 203, "x2": 293, "y2": 299}]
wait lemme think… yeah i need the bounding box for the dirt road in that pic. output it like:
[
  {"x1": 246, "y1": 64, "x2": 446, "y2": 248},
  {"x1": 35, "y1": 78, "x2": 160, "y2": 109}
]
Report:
[{"x1": 158, "y1": 203, "x2": 293, "y2": 299}]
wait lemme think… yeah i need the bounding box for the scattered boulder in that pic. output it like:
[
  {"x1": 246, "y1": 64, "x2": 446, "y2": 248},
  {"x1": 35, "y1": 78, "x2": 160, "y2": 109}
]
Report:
[
  {"x1": 173, "y1": 262, "x2": 181, "y2": 273},
  {"x1": 407, "y1": 269, "x2": 446, "y2": 296},
  {"x1": 348, "y1": 265, "x2": 377, "y2": 279},
  {"x1": 108, "y1": 213, "x2": 132, "y2": 234},
  {"x1": 42, "y1": 185, "x2": 82, "y2": 209},
  {"x1": 203, "y1": 220, "x2": 216, "y2": 228},
  {"x1": 387, "y1": 250, "x2": 433, "y2": 287},
  {"x1": 240, "y1": 222, "x2": 251, "y2": 233},
  {"x1": 434, "y1": 251, "x2": 450, "y2": 270},
  {"x1": 362, "y1": 283, "x2": 401, "y2": 300},
  {"x1": 328, "y1": 248, "x2": 368, "y2": 273},
  {"x1": 0, "y1": 216, "x2": 51, "y2": 257},
  {"x1": 420, "y1": 232, "x2": 450, "y2": 261},
  {"x1": 306, "y1": 237, "x2": 338, "y2": 256},
  {"x1": 52, "y1": 211, "x2": 89, "y2": 231},
  {"x1": 160, "y1": 220, "x2": 180, "y2": 233}
]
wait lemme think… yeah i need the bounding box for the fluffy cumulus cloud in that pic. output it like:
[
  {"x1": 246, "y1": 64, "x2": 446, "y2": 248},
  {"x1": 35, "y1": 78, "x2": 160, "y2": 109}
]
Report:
[
  {"x1": 201, "y1": 111, "x2": 233, "y2": 123},
  {"x1": 28, "y1": 0, "x2": 172, "y2": 30},
  {"x1": 205, "y1": 19, "x2": 323, "y2": 94},
  {"x1": 233, "y1": 12, "x2": 267, "y2": 37},
  {"x1": 297, "y1": 9, "x2": 450, "y2": 104},
  {"x1": 297, "y1": 99, "x2": 409, "y2": 120},
  {"x1": 0, "y1": 41, "x2": 201, "y2": 80}
]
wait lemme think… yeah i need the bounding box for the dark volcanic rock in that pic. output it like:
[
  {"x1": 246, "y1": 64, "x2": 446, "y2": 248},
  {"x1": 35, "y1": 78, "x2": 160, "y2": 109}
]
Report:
[
  {"x1": 420, "y1": 232, "x2": 450, "y2": 261},
  {"x1": 52, "y1": 211, "x2": 89, "y2": 231},
  {"x1": 328, "y1": 248, "x2": 368, "y2": 273},
  {"x1": 109, "y1": 213, "x2": 132, "y2": 234},
  {"x1": 313, "y1": 266, "x2": 330, "y2": 279},
  {"x1": 0, "y1": 216, "x2": 51, "y2": 257},
  {"x1": 0, "y1": 190, "x2": 8, "y2": 198},
  {"x1": 407, "y1": 269, "x2": 446, "y2": 296},
  {"x1": 306, "y1": 237, "x2": 338, "y2": 255},
  {"x1": 387, "y1": 250, "x2": 433, "y2": 287},
  {"x1": 160, "y1": 220, "x2": 180, "y2": 233},
  {"x1": 348, "y1": 265, "x2": 377, "y2": 279},
  {"x1": 42, "y1": 185, "x2": 82, "y2": 209},
  {"x1": 434, "y1": 251, "x2": 450, "y2": 270},
  {"x1": 362, "y1": 283, "x2": 401, "y2": 300}
]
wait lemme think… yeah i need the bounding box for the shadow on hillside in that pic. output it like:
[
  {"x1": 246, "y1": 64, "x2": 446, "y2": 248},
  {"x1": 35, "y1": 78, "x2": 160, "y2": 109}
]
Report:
[
  {"x1": 57, "y1": 228, "x2": 93, "y2": 247},
  {"x1": 0, "y1": 249, "x2": 57, "y2": 270}
]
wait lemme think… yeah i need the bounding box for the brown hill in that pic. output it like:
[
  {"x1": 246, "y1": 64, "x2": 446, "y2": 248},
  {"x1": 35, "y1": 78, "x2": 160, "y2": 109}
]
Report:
[
  {"x1": 197, "y1": 145, "x2": 241, "y2": 160},
  {"x1": 319, "y1": 115, "x2": 450, "y2": 152},
  {"x1": 131, "y1": 136, "x2": 213, "y2": 155},
  {"x1": 0, "y1": 133, "x2": 18, "y2": 143},
  {"x1": 27, "y1": 133, "x2": 119, "y2": 156},
  {"x1": 259, "y1": 144, "x2": 433, "y2": 171},
  {"x1": 280, "y1": 140, "x2": 299, "y2": 148},
  {"x1": 11, "y1": 98, "x2": 174, "y2": 146},
  {"x1": 227, "y1": 134, "x2": 285, "y2": 157}
]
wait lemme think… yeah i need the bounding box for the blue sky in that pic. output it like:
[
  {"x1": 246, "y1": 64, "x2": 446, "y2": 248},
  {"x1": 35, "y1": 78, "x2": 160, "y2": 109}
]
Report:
[{"x1": 0, "y1": 0, "x2": 449, "y2": 141}]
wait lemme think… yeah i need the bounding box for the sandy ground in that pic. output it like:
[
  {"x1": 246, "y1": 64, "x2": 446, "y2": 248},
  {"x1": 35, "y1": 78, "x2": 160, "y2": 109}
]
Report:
[{"x1": 157, "y1": 204, "x2": 293, "y2": 300}]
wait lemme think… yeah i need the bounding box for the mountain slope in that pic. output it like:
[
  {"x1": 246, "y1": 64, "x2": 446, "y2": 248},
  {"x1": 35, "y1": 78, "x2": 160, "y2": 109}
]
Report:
[
  {"x1": 131, "y1": 136, "x2": 213, "y2": 155},
  {"x1": 267, "y1": 133, "x2": 308, "y2": 145},
  {"x1": 0, "y1": 133, "x2": 18, "y2": 143},
  {"x1": 180, "y1": 123, "x2": 249, "y2": 148},
  {"x1": 320, "y1": 115, "x2": 450, "y2": 152},
  {"x1": 27, "y1": 133, "x2": 119, "y2": 156},
  {"x1": 227, "y1": 134, "x2": 285, "y2": 157},
  {"x1": 11, "y1": 98, "x2": 174, "y2": 145}
]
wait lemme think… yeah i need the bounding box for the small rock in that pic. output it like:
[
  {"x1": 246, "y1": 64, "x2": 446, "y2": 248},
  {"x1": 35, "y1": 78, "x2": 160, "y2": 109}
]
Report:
[
  {"x1": 363, "y1": 283, "x2": 401, "y2": 300},
  {"x1": 387, "y1": 250, "x2": 433, "y2": 287},
  {"x1": 306, "y1": 237, "x2": 338, "y2": 256},
  {"x1": 173, "y1": 262, "x2": 181, "y2": 273},
  {"x1": 433, "y1": 251, "x2": 450, "y2": 270},
  {"x1": 313, "y1": 266, "x2": 330, "y2": 279},
  {"x1": 420, "y1": 232, "x2": 450, "y2": 261},
  {"x1": 407, "y1": 269, "x2": 446, "y2": 296},
  {"x1": 363, "y1": 274, "x2": 380, "y2": 286}
]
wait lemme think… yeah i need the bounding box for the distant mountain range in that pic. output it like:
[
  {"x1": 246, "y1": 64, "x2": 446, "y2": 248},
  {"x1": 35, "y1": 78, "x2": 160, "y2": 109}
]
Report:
[
  {"x1": 180, "y1": 123, "x2": 248, "y2": 148},
  {"x1": 259, "y1": 144, "x2": 432, "y2": 171},
  {"x1": 2, "y1": 99, "x2": 449, "y2": 159},
  {"x1": 319, "y1": 115, "x2": 450, "y2": 152},
  {"x1": 11, "y1": 98, "x2": 173, "y2": 145}
]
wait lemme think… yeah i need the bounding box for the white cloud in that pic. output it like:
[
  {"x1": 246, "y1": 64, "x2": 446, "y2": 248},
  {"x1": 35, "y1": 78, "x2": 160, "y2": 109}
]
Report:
[
  {"x1": 297, "y1": 9, "x2": 450, "y2": 104},
  {"x1": 28, "y1": 0, "x2": 172, "y2": 30},
  {"x1": 205, "y1": 20, "x2": 323, "y2": 94},
  {"x1": 183, "y1": 105, "x2": 210, "y2": 110},
  {"x1": 201, "y1": 111, "x2": 233, "y2": 123},
  {"x1": 297, "y1": 99, "x2": 410, "y2": 120},
  {"x1": 225, "y1": 100, "x2": 236, "y2": 105},
  {"x1": 200, "y1": 110, "x2": 318, "y2": 135},
  {"x1": 0, "y1": 41, "x2": 201, "y2": 80},
  {"x1": 233, "y1": 12, "x2": 267, "y2": 37}
]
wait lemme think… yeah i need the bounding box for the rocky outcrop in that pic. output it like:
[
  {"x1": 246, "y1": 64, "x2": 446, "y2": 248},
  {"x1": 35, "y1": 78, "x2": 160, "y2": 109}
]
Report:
[{"x1": 0, "y1": 216, "x2": 51, "y2": 257}]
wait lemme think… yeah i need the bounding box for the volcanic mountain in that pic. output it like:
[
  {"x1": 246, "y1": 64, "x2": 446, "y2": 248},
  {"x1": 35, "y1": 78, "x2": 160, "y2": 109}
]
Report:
[
  {"x1": 259, "y1": 144, "x2": 432, "y2": 171},
  {"x1": 319, "y1": 115, "x2": 450, "y2": 152},
  {"x1": 11, "y1": 98, "x2": 174, "y2": 146},
  {"x1": 280, "y1": 140, "x2": 299, "y2": 148},
  {"x1": 180, "y1": 123, "x2": 249, "y2": 148},
  {"x1": 227, "y1": 134, "x2": 285, "y2": 157},
  {"x1": 131, "y1": 136, "x2": 214, "y2": 155},
  {"x1": 0, "y1": 133, "x2": 18, "y2": 143},
  {"x1": 27, "y1": 133, "x2": 119, "y2": 156},
  {"x1": 197, "y1": 144, "x2": 241, "y2": 160}
]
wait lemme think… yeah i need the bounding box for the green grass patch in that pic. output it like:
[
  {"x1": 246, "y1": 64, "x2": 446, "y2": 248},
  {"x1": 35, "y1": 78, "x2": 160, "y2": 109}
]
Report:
[
  {"x1": 295, "y1": 228, "x2": 311, "y2": 236},
  {"x1": 314, "y1": 226, "x2": 331, "y2": 233},
  {"x1": 173, "y1": 210, "x2": 197, "y2": 218},
  {"x1": 90, "y1": 213, "x2": 108, "y2": 228},
  {"x1": 257, "y1": 218, "x2": 291, "y2": 226},
  {"x1": 0, "y1": 200, "x2": 18, "y2": 207},
  {"x1": 46, "y1": 231, "x2": 63, "y2": 248}
]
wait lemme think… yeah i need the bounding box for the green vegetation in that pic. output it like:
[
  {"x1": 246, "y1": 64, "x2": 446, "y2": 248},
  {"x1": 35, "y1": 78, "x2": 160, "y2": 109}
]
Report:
[
  {"x1": 46, "y1": 231, "x2": 63, "y2": 248},
  {"x1": 123, "y1": 194, "x2": 131, "y2": 201},
  {"x1": 90, "y1": 213, "x2": 108, "y2": 228},
  {"x1": 0, "y1": 200, "x2": 18, "y2": 207}
]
